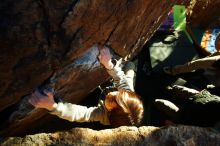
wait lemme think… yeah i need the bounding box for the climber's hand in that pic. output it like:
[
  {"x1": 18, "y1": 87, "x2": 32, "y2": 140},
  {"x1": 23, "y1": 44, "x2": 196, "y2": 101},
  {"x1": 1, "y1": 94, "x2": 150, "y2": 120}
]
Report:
[
  {"x1": 98, "y1": 46, "x2": 114, "y2": 70},
  {"x1": 28, "y1": 89, "x2": 57, "y2": 111}
]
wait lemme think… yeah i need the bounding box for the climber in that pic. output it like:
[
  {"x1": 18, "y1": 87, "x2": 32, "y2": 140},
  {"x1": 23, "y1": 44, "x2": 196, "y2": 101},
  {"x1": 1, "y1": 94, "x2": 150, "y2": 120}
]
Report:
[{"x1": 28, "y1": 45, "x2": 144, "y2": 127}]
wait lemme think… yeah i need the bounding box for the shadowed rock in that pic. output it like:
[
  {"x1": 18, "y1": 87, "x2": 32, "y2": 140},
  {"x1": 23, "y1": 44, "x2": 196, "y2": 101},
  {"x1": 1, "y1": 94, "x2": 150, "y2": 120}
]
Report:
[
  {"x1": 1, "y1": 0, "x2": 219, "y2": 140},
  {"x1": 0, "y1": 0, "x2": 188, "y2": 136}
]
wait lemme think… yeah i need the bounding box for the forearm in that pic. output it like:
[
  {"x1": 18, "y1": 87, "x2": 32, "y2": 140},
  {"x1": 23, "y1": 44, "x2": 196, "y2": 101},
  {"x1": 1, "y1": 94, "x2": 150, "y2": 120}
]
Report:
[
  {"x1": 50, "y1": 102, "x2": 110, "y2": 125},
  {"x1": 98, "y1": 46, "x2": 133, "y2": 91},
  {"x1": 107, "y1": 61, "x2": 133, "y2": 91}
]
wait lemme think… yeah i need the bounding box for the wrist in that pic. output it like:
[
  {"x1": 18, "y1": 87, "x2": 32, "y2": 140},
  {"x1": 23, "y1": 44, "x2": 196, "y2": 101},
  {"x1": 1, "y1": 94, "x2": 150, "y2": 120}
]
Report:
[
  {"x1": 104, "y1": 60, "x2": 114, "y2": 70},
  {"x1": 47, "y1": 103, "x2": 58, "y2": 111}
]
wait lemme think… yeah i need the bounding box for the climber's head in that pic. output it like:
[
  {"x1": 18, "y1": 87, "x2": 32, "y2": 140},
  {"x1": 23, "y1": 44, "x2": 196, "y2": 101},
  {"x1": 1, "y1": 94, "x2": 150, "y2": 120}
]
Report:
[{"x1": 105, "y1": 89, "x2": 144, "y2": 127}]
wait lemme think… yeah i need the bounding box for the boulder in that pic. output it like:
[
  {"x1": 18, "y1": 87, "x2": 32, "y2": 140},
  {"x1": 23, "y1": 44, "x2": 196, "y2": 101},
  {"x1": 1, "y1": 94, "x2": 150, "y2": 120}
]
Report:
[
  {"x1": 1, "y1": 125, "x2": 220, "y2": 146},
  {"x1": 0, "y1": 0, "x2": 187, "y2": 136},
  {"x1": 187, "y1": 0, "x2": 220, "y2": 28}
]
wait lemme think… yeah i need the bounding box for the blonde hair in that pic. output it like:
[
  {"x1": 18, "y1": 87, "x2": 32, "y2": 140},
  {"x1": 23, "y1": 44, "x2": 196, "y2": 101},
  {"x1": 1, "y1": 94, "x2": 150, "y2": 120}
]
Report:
[{"x1": 107, "y1": 89, "x2": 144, "y2": 127}]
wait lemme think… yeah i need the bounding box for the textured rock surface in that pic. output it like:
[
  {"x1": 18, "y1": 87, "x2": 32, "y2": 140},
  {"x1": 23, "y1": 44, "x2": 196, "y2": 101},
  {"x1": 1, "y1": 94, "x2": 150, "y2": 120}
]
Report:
[
  {"x1": 1, "y1": 0, "x2": 187, "y2": 136},
  {"x1": 187, "y1": 0, "x2": 220, "y2": 28},
  {"x1": 1, "y1": 125, "x2": 220, "y2": 146},
  {"x1": 1, "y1": 0, "x2": 219, "y2": 140}
]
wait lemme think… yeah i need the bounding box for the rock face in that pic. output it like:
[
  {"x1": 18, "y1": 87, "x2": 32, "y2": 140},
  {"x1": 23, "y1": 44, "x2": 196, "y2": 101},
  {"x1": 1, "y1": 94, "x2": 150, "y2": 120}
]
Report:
[
  {"x1": 0, "y1": 0, "x2": 188, "y2": 136},
  {"x1": 1, "y1": 125, "x2": 220, "y2": 146},
  {"x1": 187, "y1": 0, "x2": 220, "y2": 28},
  {"x1": 1, "y1": 0, "x2": 220, "y2": 140}
]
